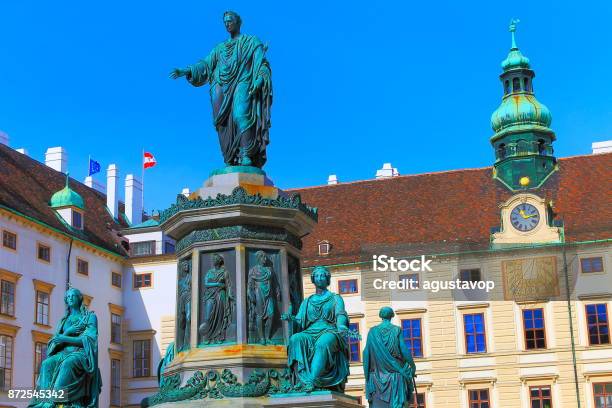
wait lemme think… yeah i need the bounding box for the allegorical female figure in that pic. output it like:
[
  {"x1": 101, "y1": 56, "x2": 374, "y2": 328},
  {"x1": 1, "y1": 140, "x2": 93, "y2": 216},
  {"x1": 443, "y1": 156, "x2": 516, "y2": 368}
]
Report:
[
  {"x1": 247, "y1": 250, "x2": 280, "y2": 344},
  {"x1": 29, "y1": 287, "x2": 101, "y2": 408},
  {"x1": 282, "y1": 266, "x2": 350, "y2": 391},
  {"x1": 170, "y1": 10, "x2": 272, "y2": 168},
  {"x1": 199, "y1": 253, "x2": 234, "y2": 344},
  {"x1": 176, "y1": 259, "x2": 192, "y2": 351},
  {"x1": 364, "y1": 307, "x2": 416, "y2": 408}
]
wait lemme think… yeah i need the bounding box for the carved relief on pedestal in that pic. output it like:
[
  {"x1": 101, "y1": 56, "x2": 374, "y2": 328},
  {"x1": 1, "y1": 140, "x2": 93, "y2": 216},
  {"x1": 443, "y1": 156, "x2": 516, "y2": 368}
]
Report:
[{"x1": 176, "y1": 257, "x2": 192, "y2": 352}]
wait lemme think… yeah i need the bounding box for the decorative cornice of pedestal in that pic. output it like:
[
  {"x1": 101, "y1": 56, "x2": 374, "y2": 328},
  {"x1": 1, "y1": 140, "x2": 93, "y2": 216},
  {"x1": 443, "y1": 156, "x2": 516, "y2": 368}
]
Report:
[{"x1": 159, "y1": 188, "x2": 317, "y2": 240}]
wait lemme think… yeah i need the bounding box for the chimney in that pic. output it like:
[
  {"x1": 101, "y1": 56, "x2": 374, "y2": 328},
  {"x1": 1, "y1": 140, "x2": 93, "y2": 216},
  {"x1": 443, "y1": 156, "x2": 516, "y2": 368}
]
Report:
[
  {"x1": 181, "y1": 187, "x2": 191, "y2": 197},
  {"x1": 45, "y1": 147, "x2": 68, "y2": 173},
  {"x1": 84, "y1": 176, "x2": 106, "y2": 193},
  {"x1": 0, "y1": 131, "x2": 8, "y2": 146},
  {"x1": 15, "y1": 148, "x2": 28, "y2": 156},
  {"x1": 592, "y1": 140, "x2": 612, "y2": 154},
  {"x1": 327, "y1": 174, "x2": 339, "y2": 185},
  {"x1": 125, "y1": 174, "x2": 143, "y2": 226},
  {"x1": 375, "y1": 163, "x2": 400, "y2": 179},
  {"x1": 107, "y1": 164, "x2": 119, "y2": 219}
]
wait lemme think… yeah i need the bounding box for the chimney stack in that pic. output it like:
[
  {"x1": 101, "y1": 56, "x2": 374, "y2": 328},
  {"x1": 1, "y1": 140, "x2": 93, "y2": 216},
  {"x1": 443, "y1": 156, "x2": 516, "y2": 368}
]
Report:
[
  {"x1": 84, "y1": 176, "x2": 106, "y2": 193},
  {"x1": 45, "y1": 147, "x2": 68, "y2": 173},
  {"x1": 125, "y1": 174, "x2": 143, "y2": 225},
  {"x1": 592, "y1": 140, "x2": 612, "y2": 154},
  {"x1": 375, "y1": 163, "x2": 400, "y2": 179},
  {"x1": 0, "y1": 131, "x2": 8, "y2": 146},
  {"x1": 15, "y1": 148, "x2": 28, "y2": 156},
  {"x1": 107, "y1": 165, "x2": 119, "y2": 219},
  {"x1": 327, "y1": 174, "x2": 339, "y2": 185},
  {"x1": 181, "y1": 187, "x2": 191, "y2": 197}
]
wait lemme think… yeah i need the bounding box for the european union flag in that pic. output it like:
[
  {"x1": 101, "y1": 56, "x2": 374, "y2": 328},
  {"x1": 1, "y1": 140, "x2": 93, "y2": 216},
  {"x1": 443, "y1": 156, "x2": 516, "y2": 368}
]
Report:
[{"x1": 88, "y1": 158, "x2": 101, "y2": 176}]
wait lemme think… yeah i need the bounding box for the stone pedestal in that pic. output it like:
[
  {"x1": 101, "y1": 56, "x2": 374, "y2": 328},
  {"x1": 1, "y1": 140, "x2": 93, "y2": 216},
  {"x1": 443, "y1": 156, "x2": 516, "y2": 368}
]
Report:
[{"x1": 159, "y1": 167, "x2": 317, "y2": 386}]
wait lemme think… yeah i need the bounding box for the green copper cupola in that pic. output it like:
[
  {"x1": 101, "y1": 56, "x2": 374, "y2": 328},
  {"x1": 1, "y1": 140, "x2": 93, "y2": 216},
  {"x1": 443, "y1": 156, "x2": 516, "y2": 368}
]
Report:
[{"x1": 491, "y1": 19, "x2": 557, "y2": 191}]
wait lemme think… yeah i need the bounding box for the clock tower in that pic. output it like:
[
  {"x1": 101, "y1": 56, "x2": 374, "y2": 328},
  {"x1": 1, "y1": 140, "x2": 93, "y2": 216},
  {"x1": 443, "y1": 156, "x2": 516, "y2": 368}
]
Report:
[{"x1": 490, "y1": 20, "x2": 557, "y2": 191}]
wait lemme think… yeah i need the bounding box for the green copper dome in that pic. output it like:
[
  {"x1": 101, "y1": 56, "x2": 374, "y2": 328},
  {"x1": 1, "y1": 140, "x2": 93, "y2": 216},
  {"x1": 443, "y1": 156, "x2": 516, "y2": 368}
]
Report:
[
  {"x1": 50, "y1": 174, "x2": 85, "y2": 210},
  {"x1": 491, "y1": 94, "x2": 552, "y2": 135},
  {"x1": 501, "y1": 48, "x2": 530, "y2": 70}
]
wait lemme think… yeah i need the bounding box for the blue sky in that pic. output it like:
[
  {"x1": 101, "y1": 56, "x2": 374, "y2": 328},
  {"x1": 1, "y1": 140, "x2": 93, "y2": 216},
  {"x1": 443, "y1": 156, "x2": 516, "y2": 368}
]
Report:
[{"x1": 1, "y1": 1, "x2": 611, "y2": 213}]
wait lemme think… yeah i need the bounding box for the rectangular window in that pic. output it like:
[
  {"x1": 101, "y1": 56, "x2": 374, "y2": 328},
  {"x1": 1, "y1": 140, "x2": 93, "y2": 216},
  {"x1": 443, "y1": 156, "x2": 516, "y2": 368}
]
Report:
[
  {"x1": 111, "y1": 358, "x2": 121, "y2": 406},
  {"x1": 523, "y1": 308, "x2": 546, "y2": 349},
  {"x1": 460, "y1": 268, "x2": 482, "y2": 282},
  {"x1": 338, "y1": 279, "x2": 358, "y2": 295},
  {"x1": 582, "y1": 257, "x2": 604, "y2": 273},
  {"x1": 130, "y1": 241, "x2": 156, "y2": 256},
  {"x1": 112, "y1": 272, "x2": 122, "y2": 288},
  {"x1": 111, "y1": 313, "x2": 122, "y2": 344},
  {"x1": 409, "y1": 393, "x2": 426, "y2": 408},
  {"x1": 593, "y1": 382, "x2": 612, "y2": 408},
  {"x1": 0, "y1": 280, "x2": 15, "y2": 317},
  {"x1": 348, "y1": 322, "x2": 360, "y2": 362},
  {"x1": 530, "y1": 386, "x2": 552, "y2": 408},
  {"x1": 0, "y1": 335, "x2": 13, "y2": 391},
  {"x1": 400, "y1": 273, "x2": 420, "y2": 289},
  {"x1": 36, "y1": 291, "x2": 50, "y2": 325},
  {"x1": 133, "y1": 339, "x2": 151, "y2": 378},
  {"x1": 587, "y1": 304, "x2": 610, "y2": 345},
  {"x1": 37, "y1": 243, "x2": 51, "y2": 262},
  {"x1": 164, "y1": 241, "x2": 175, "y2": 254},
  {"x1": 72, "y1": 211, "x2": 83, "y2": 229},
  {"x1": 77, "y1": 258, "x2": 89, "y2": 276},
  {"x1": 468, "y1": 389, "x2": 490, "y2": 408},
  {"x1": 133, "y1": 273, "x2": 153, "y2": 289},
  {"x1": 401, "y1": 318, "x2": 423, "y2": 358},
  {"x1": 2, "y1": 230, "x2": 17, "y2": 251},
  {"x1": 34, "y1": 342, "x2": 48, "y2": 378},
  {"x1": 464, "y1": 313, "x2": 487, "y2": 354}
]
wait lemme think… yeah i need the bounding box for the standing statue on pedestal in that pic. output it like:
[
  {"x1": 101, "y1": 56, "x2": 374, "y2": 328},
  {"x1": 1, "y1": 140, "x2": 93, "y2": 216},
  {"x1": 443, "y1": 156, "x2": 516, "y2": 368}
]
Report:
[
  {"x1": 282, "y1": 266, "x2": 350, "y2": 392},
  {"x1": 176, "y1": 259, "x2": 192, "y2": 351},
  {"x1": 170, "y1": 10, "x2": 272, "y2": 168},
  {"x1": 199, "y1": 253, "x2": 234, "y2": 344},
  {"x1": 363, "y1": 307, "x2": 416, "y2": 408},
  {"x1": 29, "y1": 287, "x2": 102, "y2": 408},
  {"x1": 248, "y1": 250, "x2": 281, "y2": 345}
]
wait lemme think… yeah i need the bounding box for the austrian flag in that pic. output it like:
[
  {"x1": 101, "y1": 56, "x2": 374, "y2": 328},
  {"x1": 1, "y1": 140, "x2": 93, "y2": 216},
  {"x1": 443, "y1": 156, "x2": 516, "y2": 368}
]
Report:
[{"x1": 143, "y1": 152, "x2": 157, "y2": 169}]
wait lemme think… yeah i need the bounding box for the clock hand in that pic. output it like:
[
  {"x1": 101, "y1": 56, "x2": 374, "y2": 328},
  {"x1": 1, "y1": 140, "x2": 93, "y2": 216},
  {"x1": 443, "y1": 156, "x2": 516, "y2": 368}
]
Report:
[{"x1": 518, "y1": 209, "x2": 537, "y2": 219}]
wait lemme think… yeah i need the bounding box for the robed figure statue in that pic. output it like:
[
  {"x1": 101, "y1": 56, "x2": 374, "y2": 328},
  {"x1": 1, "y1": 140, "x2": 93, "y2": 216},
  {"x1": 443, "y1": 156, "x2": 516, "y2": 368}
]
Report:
[
  {"x1": 247, "y1": 250, "x2": 280, "y2": 344},
  {"x1": 170, "y1": 11, "x2": 272, "y2": 168},
  {"x1": 199, "y1": 253, "x2": 234, "y2": 344},
  {"x1": 29, "y1": 287, "x2": 102, "y2": 408},
  {"x1": 282, "y1": 266, "x2": 350, "y2": 392},
  {"x1": 364, "y1": 307, "x2": 416, "y2": 408}
]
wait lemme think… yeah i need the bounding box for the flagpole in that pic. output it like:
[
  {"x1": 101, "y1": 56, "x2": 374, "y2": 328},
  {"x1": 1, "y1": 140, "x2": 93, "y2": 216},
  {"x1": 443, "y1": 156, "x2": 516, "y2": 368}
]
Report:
[{"x1": 141, "y1": 148, "x2": 145, "y2": 218}]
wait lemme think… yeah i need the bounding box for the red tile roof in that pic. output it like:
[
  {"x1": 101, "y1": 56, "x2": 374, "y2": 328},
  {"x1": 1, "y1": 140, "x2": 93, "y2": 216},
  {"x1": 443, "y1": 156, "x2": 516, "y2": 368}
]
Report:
[
  {"x1": 293, "y1": 153, "x2": 612, "y2": 267},
  {"x1": 0, "y1": 144, "x2": 127, "y2": 256}
]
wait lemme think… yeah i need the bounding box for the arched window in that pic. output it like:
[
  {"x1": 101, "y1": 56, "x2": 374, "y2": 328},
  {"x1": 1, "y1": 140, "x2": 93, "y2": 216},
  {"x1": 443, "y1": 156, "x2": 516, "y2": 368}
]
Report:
[
  {"x1": 498, "y1": 144, "x2": 506, "y2": 159},
  {"x1": 512, "y1": 78, "x2": 521, "y2": 92},
  {"x1": 504, "y1": 80, "x2": 511, "y2": 95},
  {"x1": 537, "y1": 139, "x2": 546, "y2": 155},
  {"x1": 523, "y1": 77, "x2": 531, "y2": 92}
]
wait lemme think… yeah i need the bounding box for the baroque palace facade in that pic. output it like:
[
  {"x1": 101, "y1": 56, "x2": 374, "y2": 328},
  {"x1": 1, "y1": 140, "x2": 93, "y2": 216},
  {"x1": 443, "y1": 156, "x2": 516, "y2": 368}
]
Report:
[{"x1": 1, "y1": 29, "x2": 611, "y2": 408}]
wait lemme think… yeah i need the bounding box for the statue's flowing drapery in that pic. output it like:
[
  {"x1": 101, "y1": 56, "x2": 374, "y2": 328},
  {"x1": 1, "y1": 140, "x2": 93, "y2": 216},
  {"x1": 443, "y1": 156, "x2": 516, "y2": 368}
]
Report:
[
  {"x1": 363, "y1": 323, "x2": 415, "y2": 407},
  {"x1": 247, "y1": 264, "x2": 278, "y2": 323},
  {"x1": 287, "y1": 291, "x2": 350, "y2": 389},
  {"x1": 29, "y1": 308, "x2": 102, "y2": 408},
  {"x1": 200, "y1": 266, "x2": 234, "y2": 343},
  {"x1": 187, "y1": 34, "x2": 272, "y2": 167}
]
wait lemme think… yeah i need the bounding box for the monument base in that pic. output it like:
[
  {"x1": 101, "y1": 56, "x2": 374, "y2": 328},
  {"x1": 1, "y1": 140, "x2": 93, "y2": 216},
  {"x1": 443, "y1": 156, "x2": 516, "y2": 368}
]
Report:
[{"x1": 153, "y1": 391, "x2": 362, "y2": 408}]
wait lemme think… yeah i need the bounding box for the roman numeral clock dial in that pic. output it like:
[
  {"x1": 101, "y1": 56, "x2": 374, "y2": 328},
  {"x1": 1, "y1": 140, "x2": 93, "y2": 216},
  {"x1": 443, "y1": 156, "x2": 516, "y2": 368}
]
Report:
[{"x1": 510, "y1": 203, "x2": 540, "y2": 232}]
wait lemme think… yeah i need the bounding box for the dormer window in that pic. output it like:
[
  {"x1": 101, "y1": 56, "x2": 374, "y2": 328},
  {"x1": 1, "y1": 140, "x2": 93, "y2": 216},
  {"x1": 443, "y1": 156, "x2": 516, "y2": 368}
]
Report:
[
  {"x1": 72, "y1": 210, "x2": 83, "y2": 230},
  {"x1": 318, "y1": 241, "x2": 331, "y2": 256}
]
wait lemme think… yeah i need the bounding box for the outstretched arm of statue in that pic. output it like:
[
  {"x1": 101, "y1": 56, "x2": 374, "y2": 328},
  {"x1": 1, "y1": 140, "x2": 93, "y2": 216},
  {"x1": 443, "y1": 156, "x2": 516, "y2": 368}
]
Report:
[{"x1": 169, "y1": 68, "x2": 189, "y2": 80}]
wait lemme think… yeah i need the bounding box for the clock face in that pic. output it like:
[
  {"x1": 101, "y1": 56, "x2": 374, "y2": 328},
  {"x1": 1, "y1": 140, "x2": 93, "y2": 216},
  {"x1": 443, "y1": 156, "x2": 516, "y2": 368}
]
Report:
[{"x1": 510, "y1": 203, "x2": 541, "y2": 232}]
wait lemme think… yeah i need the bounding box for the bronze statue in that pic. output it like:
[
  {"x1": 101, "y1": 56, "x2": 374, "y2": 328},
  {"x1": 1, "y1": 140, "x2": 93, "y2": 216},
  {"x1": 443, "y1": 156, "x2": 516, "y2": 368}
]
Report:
[
  {"x1": 247, "y1": 250, "x2": 280, "y2": 344},
  {"x1": 199, "y1": 253, "x2": 234, "y2": 344},
  {"x1": 364, "y1": 307, "x2": 416, "y2": 408},
  {"x1": 176, "y1": 259, "x2": 192, "y2": 351},
  {"x1": 170, "y1": 11, "x2": 272, "y2": 168}
]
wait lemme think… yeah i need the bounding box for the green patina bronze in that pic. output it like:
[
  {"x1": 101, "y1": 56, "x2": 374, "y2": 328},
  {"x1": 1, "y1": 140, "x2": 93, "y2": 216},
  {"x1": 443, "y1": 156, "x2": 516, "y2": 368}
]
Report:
[
  {"x1": 247, "y1": 250, "x2": 281, "y2": 345},
  {"x1": 210, "y1": 165, "x2": 266, "y2": 177},
  {"x1": 490, "y1": 19, "x2": 557, "y2": 191},
  {"x1": 282, "y1": 266, "x2": 351, "y2": 392},
  {"x1": 199, "y1": 253, "x2": 235, "y2": 345},
  {"x1": 159, "y1": 186, "x2": 318, "y2": 224},
  {"x1": 176, "y1": 259, "x2": 192, "y2": 352},
  {"x1": 29, "y1": 287, "x2": 102, "y2": 408},
  {"x1": 364, "y1": 307, "x2": 416, "y2": 408},
  {"x1": 170, "y1": 11, "x2": 272, "y2": 169},
  {"x1": 175, "y1": 224, "x2": 302, "y2": 254}
]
